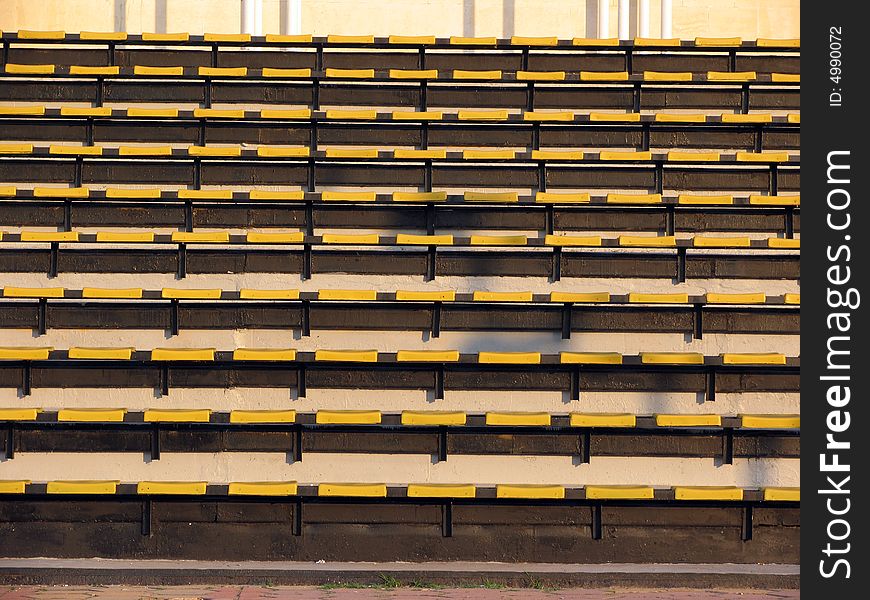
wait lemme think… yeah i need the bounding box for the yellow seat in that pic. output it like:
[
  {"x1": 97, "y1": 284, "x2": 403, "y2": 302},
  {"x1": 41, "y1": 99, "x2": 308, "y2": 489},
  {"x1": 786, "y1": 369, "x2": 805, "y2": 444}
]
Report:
[
  {"x1": 749, "y1": 195, "x2": 800, "y2": 206},
  {"x1": 516, "y1": 71, "x2": 566, "y2": 81},
  {"x1": 239, "y1": 289, "x2": 300, "y2": 300},
  {"x1": 668, "y1": 151, "x2": 720, "y2": 162},
  {"x1": 59, "y1": 106, "x2": 112, "y2": 117},
  {"x1": 599, "y1": 150, "x2": 651, "y2": 161},
  {"x1": 256, "y1": 147, "x2": 310, "y2": 157},
  {"x1": 321, "y1": 191, "x2": 377, "y2": 202},
  {"x1": 580, "y1": 71, "x2": 629, "y2": 81},
  {"x1": 585, "y1": 485, "x2": 655, "y2": 499},
  {"x1": 317, "y1": 289, "x2": 377, "y2": 301},
  {"x1": 497, "y1": 484, "x2": 565, "y2": 499},
  {"x1": 4, "y1": 63, "x2": 56, "y2": 74},
  {"x1": 137, "y1": 481, "x2": 207, "y2": 495},
  {"x1": 692, "y1": 236, "x2": 751, "y2": 248},
  {"x1": 230, "y1": 410, "x2": 296, "y2": 424},
  {"x1": 767, "y1": 238, "x2": 800, "y2": 249},
  {"x1": 326, "y1": 35, "x2": 375, "y2": 44},
  {"x1": 655, "y1": 414, "x2": 721, "y2": 427},
  {"x1": 58, "y1": 408, "x2": 126, "y2": 421},
  {"x1": 316, "y1": 410, "x2": 381, "y2": 425},
  {"x1": 246, "y1": 232, "x2": 304, "y2": 244},
  {"x1": 473, "y1": 291, "x2": 532, "y2": 302},
  {"x1": 161, "y1": 288, "x2": 222, "y2": 299},
  {"x1": 678, "y1": 194, "x2": 733, "y2": 205},
  {"x1": 187, "y1": 145, "x2": 243, "y2": 156},
  {"x1": 535, "y1": 192, "x2": 590, "y2": 204},
  {"x1": 248, "y1": 190, "x2": 305, "y2": 200},
  {"x1": 323, "y1": 148, "x2": 379, "y2": 158},
  {"x1": 572, "y1": 38, "x2": 620, "y2": 46},
  {"x1": 171, "y1": 231, "x2": 230, "y2": 243},
  {"x1": 49, "y1": 145, "x2": 103, "y2": 156},
  {"x1": 324, "y1": 109, "x2": 378, "y2": 120},
  {"x1": 204, "y1": 33, "x2": 251, "y2": 42},
  {"x1": 452, "y1": 70, "x2": 502, "y2": 80},
  {"x1": 560, "y1": 352, "x2": 623, "y2": 365},
  {"x1": 457, "y1": 110, "x2": 509, "y2": 121},
  {"x1": 544, "y1": 234, "x2": 601, "y2": 247},
  {"x1": 607, "y1": 193, "x2": 661, "y2": 204},
  {"x1": 118, "y1": 146, "x2": 173, "y2": 156},
  {"x1": 261, "y1": 68, "x2": 312, "y2": 78},
  {"x1": 389, "y1": 69, "x2": 438, "y2": 79},
  {"x1": 756, "y1": 39, "x2": 800, "y2": 48},
  {"x1": 407, "y1": 484, "x2": 476, "y2": 498},
  {"x1": 641, "y1": 352, "x2": 704, "y2": 365},
  {"x1": 634, "y1": 38, "x2": 681, "y2": 46},
  {"x1": 395, "y1": 234, "x2": 453, "y2": 245},
  {"x1": 619, "y1": 235, "x2": 676, "y2": 247},
  {"x1": 392, "y1": 191, "x2": 448, "y2": 203},
  {"x1": 20, "y1": 231, "x2": 80, "y2": 242},
  {"x1": 524, "y1": 111, "x2": 574, "y2": 122},
  {"x1": 324, "y1": 68, "x2": 374, "y2": 79},
  {"x1": 470, "y1": 234, "x2": 526, "y2": 246},
  {"x1": 486, "y1": 412, "x2": 550, "y2": 427},
  {"x1": 741, "y1": 414, "x2": 800, "y2": 429},
  {"x1": 318, "y1": 483, "x2": 387, "y2": 497},
  {"x1": 787, "y1": 113, "x2": 800, "y2": 123},
  {"x1": 232, "y1": 349, "x2": 297, "y2": 361},
  {"x1": 125, "y1": 107, "x2": 179, "y2": 118},
  {"x1": 69, "y1": 66, "x2": 119, "y2": 76},
  {"x1": 478, "y1": 352, "x2": 541, "y2": 365},
  {"x1": 82, "y1": 287, "x2": 143, "y2": 299},
  {"x1": 0, "y1": 481, "x2": 29, "y2": 494},
  {"x1": 395, "y1": 290, "x2": 455, "y2": 301},
  {"x1": 643, "y1": 71, "x2": 693, "y2": 82},
  {"x1": 531, "y1": 150, "x2": 585, "y2": 160},
  {"x1": 0, "y1": 106, "x2": 45, "y2": 116},
  {"x1": 675, "y1": 486, "x2": 743, "y2": 501},
  {"x1": 721, "y1": 113, "x2": 773, "y2": 124},
  {"x1": 783, "y1": 293, "x2": 800, "y2": 304},
  {"x1": 144, "y1": 409, "x2": 211, "y2": 423},
  {"x1": 550, "y1": 292, "x2": 610, "y2": 303},
  {"x1": 3, "y1": 287, "x2": 64, "y2": 298},
  {"x1": 388, "y1": 35, "x2": 435, "y2": 44},
  {"x1": 0, "y1": 409, "x2": 41, "y2": 421},
  {"x1": 321, "y1": 233, "x2": 380, "y2": 244},
  {"x1": 191, "y1": 109, "x2": 245, "y2": 119},
  {"x1": 511, "y1": 36, "x2": 558, "y2": 46},
  {"x1": 629, "y1": 293, "x2": 689, "y2": 303},
  {"x1": 150, "y1": 348, "x2": 215, "y2": 361},
  {"x1": 462, "y1": 149, "x2": 516, "y2": 159},
  {"x1": 229, "y1": 482, "x2": 298, "y2": 496},
  {"x1": 763, "y1": 487, "x2": 800, "y2": 501},
  {"x1": 314, "y1": 349, "x2": 378, "y2": 362},
  {"x1": 133, "y1": 66, "x2": 184, "y2": 76},
  {"x1": 721, "y1": 353, "x2": 787, "y2": 365},
  {"x1": 393, "y1": 149, "x2": 447, "y2": 159},
  {"x1": 198, "y1": 66, "x2": 248, "y2": 77},
  {"x1": 449, "y1": 36, "x2": 497, "y2": 45},
  {"x1": 0, "y1": 143, "x2": 33, "y2": 154},
  {"x1": 570, "y1": 413, "x2": 635, "y2": 427},
  {"x1": 464, "y1": 191, "x2": 517, "y2": 203},
  {"x1": 654, "y1": 113, "x2": 706, "y2": 123},
  {"x1": 589, "y1": 112, "x2": 641, "y2": 122},
  {"x1": 391, "y1": 111, "x2": 443, "y2": 121},
  {"x1": 695, "y1": 37, "x2": 742, "y2": 47},
  {"x1": 0, "y1": 186, "x2": 15, "y2": 197},
  {"x1": 141, "y1": 33, "x2": 190, "y2": 42},
  {"x1": 95, "y1": 231, "x2": 155, "y2": 242},
  {"x1": 707, "y1": 71, "x2": 757, "y2": 82},
  {"x1": 47, "y1": 481, "x2": 118, "y2": 494},
  {"x1": 396, "y1": 350, "x2": 460, "y2": 362},
  {"x1": 68, "y1": 347, "x2": 133, "y2": 360},
  {"x1": 401, "y1": 411, "x2": 466, "y2": 426},
  {"x1": 706, "y1": 292, "x2": 765, "y2": 304},
  {"x1": 17, "y1": 30, "x2": 65, "y2": 40}
]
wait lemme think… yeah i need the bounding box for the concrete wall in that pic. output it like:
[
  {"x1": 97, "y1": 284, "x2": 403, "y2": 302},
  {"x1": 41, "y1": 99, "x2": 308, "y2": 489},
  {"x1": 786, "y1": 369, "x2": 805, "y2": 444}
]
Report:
[{"x1": 0, "y1": 0, "x2": 800, "y2": 39}]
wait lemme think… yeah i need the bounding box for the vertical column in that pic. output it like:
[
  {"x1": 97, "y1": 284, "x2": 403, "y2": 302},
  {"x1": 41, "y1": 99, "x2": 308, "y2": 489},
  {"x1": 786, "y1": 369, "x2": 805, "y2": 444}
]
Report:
[
  {"x1": 618, "y1": 0, "x2": 630, "y2": 40},
  {"x1": 283, "y1": 0, "x2": 303, "y2": 35},
  {"x1": 661, "y1": 0, "x2": 673, "y2": 38},
  {"x1": 639, "y1": 0, "x2": 650, "y2": 37},
  {"x1": 597, "y1": 0, "x2": 609, "y2": 38}
]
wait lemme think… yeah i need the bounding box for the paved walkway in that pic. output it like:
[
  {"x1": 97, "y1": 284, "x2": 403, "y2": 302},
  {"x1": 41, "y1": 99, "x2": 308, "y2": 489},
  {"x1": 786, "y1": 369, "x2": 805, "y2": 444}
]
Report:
[{"x1": 0, "y1": 586, "x2": 801, "y2": 599}]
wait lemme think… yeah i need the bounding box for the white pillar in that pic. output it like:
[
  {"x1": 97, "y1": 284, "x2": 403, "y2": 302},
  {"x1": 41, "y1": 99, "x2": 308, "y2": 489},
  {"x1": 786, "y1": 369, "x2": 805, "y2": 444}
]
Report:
[
  {"x1": 639, "y1": 0, "x2": 650, "y2": 37},
  {"x1": 283, "y1": 0, "x2": 303, "y2": 35},
  {"x1": 597, "y1": 0, "x2": 609, "y2": 38},
  {"x1": 661, "y1": 0, "x2": 673, "y2": 38},
  {"x1": 241, "y1": 0, "x2": 263, "y2": 36},
  {"x1": 618, "y1": 0, "x2": 630, "y2": 40}
]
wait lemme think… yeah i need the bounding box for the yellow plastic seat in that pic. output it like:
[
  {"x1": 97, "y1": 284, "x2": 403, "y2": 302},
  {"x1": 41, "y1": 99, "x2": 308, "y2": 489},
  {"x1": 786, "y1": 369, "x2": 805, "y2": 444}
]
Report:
[
  {"x1": 4, "y1": 63, "x2": 56, "y2": 75},
  {"x1": 187, "y1": 145, "x2": 243, "y2": 156},
  {"x1": 473, "y1": 291, "x2": 532, "y2": 302},
  {"x1": 544, "y1": 234, "x2": 602, "y2": 247},
  {"x1": 204, "y1": 33, "x2": 251, "y2": 42},
  {"x1": 20, "y1": 231, "x2": 80, "y2": 242},
  {"x1": 230, "y1": 410, "x2": 297, "y2": 424},
  {"x1": 787, "y1": 113, "x2": 800, "y2": 123},
  {"x1": 118, "y1": 146, "x2": 173, "y2": 156},
  {"x1": 137, "y1": 481, "x2": 207, "y2": 495},
  {"x1": 3, "y1": 287, "x2": 64, "y2": 298},
  {"x1": 17, "y1": 30, "x2": 65, "y2": 40},
  {"x1": 141, "y1": 33, "x2": 190, "y2": 42},
  {"x1": 741, "y1": 414, "x2": 800, "y2": 429},
  {"x1": 452, "y1": 70, "x2": 502, "y2": 80},
  {"x1": 462, "y1": 149, "x2": 516, "y2": 159},
  {"x1": 396, "y1": 350, "x2": 460, "y2": 362},
  {"x1": 516, "y1": 71, "x2": 566, "y2": 81},
  {"x1": 198, "y1": 67, "x2": 247, "y2": 77},
  {"x1": 586, "y1": 485, "x2": 655, "y2": 499},
  {"x1": 572, "y1": 38, "x2": 620, "y2": 46},
  {"x1": 324, "y1": 68, "x2": 374, "y2": 79},
  {"x1": 59, "y1": 106, "x2": 112, "y2": 117},
  {"x1": 323, "y1": 148, "x2": 379, "y2": 159},
  {"x1": 144, "y1": 409, "x2": 210, "y2": 423},
  {"x1": 177, "y1": 189, "x2": 234, "y2": 200},
  {"x1": 589, "y1": 112, "x2": 641, "y2": 122},
  {"x1": 318, "y1": 483, "x2": 387, "y2": 497},
  {"x1": 655, "y1": 414, "x2": 721, "y2": 427},
  {"x1": 767, "y1": 238, "x2": 800, "y2": 249},
  {"x1": 326, "y1": 35, "x2": 375, "y2": 44},
  {"x1": 721, "y1": 353, "x2": 787, "y2": 365},
  {"x1": 239, "y1": 289, "x2": 300, "y2": 300},
  {"x1": 0, "y1": 186, "x2": 15, "y2": 197},
  {"x1": 560, "y1": 352, "x2": 623, "y2": 365},
  {"x1": 706, "y1": 292, "x2": 765, "y2": 304},
  {"x1": 599, "y1": 150, "x2": 651, "y2": 161},
  {"x1": 497, "y1": 484, "x2": 565, "y2": 499},
  {"x1": 654, "y1": 113, "x2": 706, "y2": 123},
  {"x1": 0, "y1": 106, "x2": 45, "y2": 116},
  {"x1": 95, "y1": 231, "x2": 155, "y2": 243},
  {"x1": 395, "y1": 234, "x2": 453, "y2": 245},
  {"x1": 191, "y1": 109, "x2": 245, "y2": 119},
  {"x1": 570, "y1": 413, "x2": 635, "y2": 427},
  {"x1": 82, "y1": 287, "x2": 143, "y2": 299},
  {"x1": 629, "y1": 293, "x2": 689, "y2": 303},
  {"x1": 449, "y1": 36, "x2": 497, "y2": 45},
  {"x1": 524, "y1": 111, "x2": 574, "y2": 122},
  {"x1": 783, "y1": 293, "x2": 800, "y2": 304},
  {"x1": 68, "y1": 347, "x2": 133, "y2": 360},
  {"x1": 393, "y1": 149, "x2": 447, "y2": 159},
  {"x1": 57, "y1": 408, "x2": 126, "y2": 421},
  {"x1": 133, "y1": 66, "x2": 184, "y2": 76},
  {"x1": 550, "y1": 292, "x2": 610, "y2": 303},
  {"x1": 678, "y1": 194, "x2": 733, "y2": 205},
  {"x1": 261, "y1": 68, "x2": 312, "y2": 78},
  {"x1": 486, "y1": 412, "x2": 551, "y2": 429},
  {"x1": 634, "y1": 38, "x2": 681, "y2": 46},
  {"x1": 511, "y1": 36, "x2": 558, "y2": 46},
  {"x1": 763, "y1": 487, "x2": 800, "y2": 501},
  {"x1": 643, "y1": 71, "x2": 693, "y2": 82},
  {"x1": 478, "y1": 352, "x2": 541, "y2": 365},
  {"x1": 256, "y1": 147, "x2": 310, "y2": 157},
  {"x1": 749, "y1": 195, "x2": 800, "y2": 206},
  {"x1": 389, "y1": 69, "x2": 438, "y2": 79},
  {"x1": 126, "y1": 107, "x2": 179, "y2": 118},
  {"x1": 401, "y1": 411, "x2": 466, "y2": 426},
  {"x1": 607, "y1": 193, "x2": 661, "y2": 204},
  {"x1": 316, "y1": 410, "x2": 381, "y2": 424},
  {"x1": 150, "y1": 348, "x2": 215, "y2": 361},
  {"x1": 535, "y1": 192, "x2": 590, "y2": 204},
  {"x1": 0, "y1": 143, "x2": 33, "y2": 154},
  {"x1": 321, "y1": 233, "x2": 379, "y2": 244},
  {"x1": 314, "y1": 349, "x2": 378, "y2": 362},
  {"x1": 457, "y1": 109, "x2": 509, "y2": 121},
  {"x1": 47, "y1": 481, "x2": 118, "y2": 494},
  {"x1": 0, "y1": 409, "x2": 41, "y2": 421},
  {"x1": 721, "y1": 113, "x2": 773, "y2": 124},
  {"x1": 69, "y1": 66, "x2": 119, "y2": 76},
  {"x1": 470, "y1": 234, "x2": 526, "y2": 246},
  {"x1": 580, "y1": 71, "x2": 629, "y2": 81},
  {"x1": 675, "y1": 486, "x2": 743, "y2": 501},
  {"x1": 692, "y1": 236, "x2": 751, "y2": 248},
  {"x1": 232, "y1": 349, "x2": 297, "y2": 361},
  {"x1": 391, "y1": 111, "x2": 443, "y2": 121},
  {"x1": 707, "y1": 71, "x2": 756, "y2": 82},
  {"x1": 170, "y1": 231, "x2": 230, "y2": 243},
  {"x1": 49, "y1": 145, "x2": 103, "y2": 156},
  {"x1": 619, "y1": 235, "x2": 676, "y2": 247},
  {"x1": 229, "y1": 482, "x2": 298, "y2": 496},
  {"x1": 324, "y1": 109, "x2": 378, "y2": 120},
  {"x1": 695, "y1": 37, "x2": 741, "y2": 47},
  {"x1": 392, "y1": 191, "x2": 448, "y2": 202},
  {"x1": 161, "y1": 288, "x2": 222, "y2": 299},
  {"x1": 395, "y1": 290, "x2": 455, "y2": 301},
  {"x1": 668, "y1": 151, "x2": 720, "y2": 162},
  {"x1": 0, "y1": 481, "x2": 29, "y2": 494},
  {"x1": 246, "y1": 232, "x2": 304, "y2": 244},
  {"x1": 530, "y1": 150, "x2": 585, "y2": 160},
  {"x1": 407, "y1": 484, "x2": 476, "y2": 498},
  {"x1": 317, "y1": 289, "x2": 377, "y2": 301},
  {"x1": 248, "y1": 190, "x2": 305, "y2": 201},
  {"x1": 464, "y1": 191, "x2": 517, "y2": 203},
  {"x1": 388, "y1": 35, "x2": 436, "y2": 45},
  {"x1": 640, "y1": 352, "x2": 704, "y2": 365}
]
